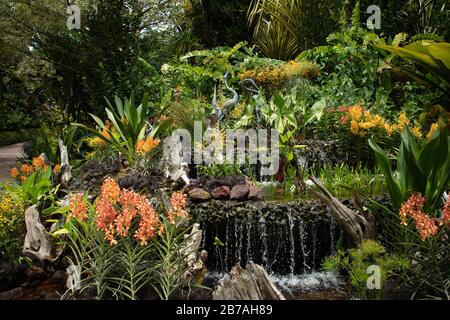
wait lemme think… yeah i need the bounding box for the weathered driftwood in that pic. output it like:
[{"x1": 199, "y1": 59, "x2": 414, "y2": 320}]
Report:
[
  {"x1": 180, "y1": 223, "x2": 208, "y2": 286},
  {"x1": 213, "y1": 262, "x2": 286, "y2": 300},
  {"x1": 59, "y1": 139, "x2": 72, "y2": 185},
  {"x1": 307, "y1": 176, "x2": 376, "y2": 248},
  {"x1": 22, "y1": 205, "x2": 57, "y2": 262}
]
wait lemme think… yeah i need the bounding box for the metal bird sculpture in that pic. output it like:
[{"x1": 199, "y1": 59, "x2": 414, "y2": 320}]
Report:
[
  {"x1": 220, "y1": 70, "x2": 239, "y2": 120},
  {"x1": 207, "y1": 84, "x2": 222, "y2": 129}
]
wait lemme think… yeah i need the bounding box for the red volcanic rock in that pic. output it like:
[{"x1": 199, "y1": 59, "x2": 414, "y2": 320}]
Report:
[
  {"x1": 248, "y1": 185, "x2": 264, "y2": 201},
  {"x1": 230, "y1": 184, "x2": 250, "y2": 200},
  {"x1": 211, "y1": 186, "x2": 231, "y2": 200}
]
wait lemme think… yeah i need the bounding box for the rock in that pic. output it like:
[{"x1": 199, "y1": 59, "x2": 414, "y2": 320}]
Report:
[
  {"x1": 0, "y1": 257, "x2": 17, "y2": 285},
  {"x1": 25, "y1": 266, "x2": 47, "y2": 280},
  {"x1": 0, "y1": 287, "x2": 24, "y2": 300},
  {"x1": 211, "y1": 186, "x2": 231, "y2": 200},
  {"x1": 118, "y1": 174, "x2": 160, "y2": 193},
  {"x1": 189, "y1": 188, "x2": 212, "y2": 201},
  {"x1": 230, "y1": 184, "x2": 249, "y2": 200},
  {"x1": 51, "y1": 270, "x2": 67, "y2": 281},
  {"x1": 248, "y1": 185, "x2": 264, "y2": 201}
]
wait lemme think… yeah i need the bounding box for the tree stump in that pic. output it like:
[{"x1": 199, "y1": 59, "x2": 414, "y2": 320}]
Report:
[
  {"x1": 22, "y1": 205, "x2": 56, "y2": 262},
  {"x1": 212, "y1": 262, "x2": 286, "y2": 300}
]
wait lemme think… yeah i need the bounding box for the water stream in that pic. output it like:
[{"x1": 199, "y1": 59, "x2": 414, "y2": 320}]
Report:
[{"x1": 201, "y1": 209, "x2": 340, "y2": 275}]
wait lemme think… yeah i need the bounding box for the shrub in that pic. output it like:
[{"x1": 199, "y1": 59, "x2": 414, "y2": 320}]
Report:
[
  {"x1": 323, "y1": 240, "x2": 410, "y2": 300},
  {"x1": 0, "y1": 188, "x2": 25, "y2": 264}
]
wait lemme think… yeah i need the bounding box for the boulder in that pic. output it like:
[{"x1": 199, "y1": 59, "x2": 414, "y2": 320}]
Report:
[
  {"x1": 211, "y1": 186, "x2": 231, "y2": 200},
  {"x1": 188, "y1": 188, "x2": 212, "y2": 201},
  {"x1": 25, "y1": 266, "x2": 47, "y2": 280},
  {"x1": 230, "y1": 184, "x2": 249, "y2": 200},
  {"x1": 248, "y1": 185, "x2": 264, "y2": 201}
]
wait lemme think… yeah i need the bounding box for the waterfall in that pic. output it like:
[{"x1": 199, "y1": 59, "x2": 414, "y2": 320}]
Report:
[
  {"x1": 287, "y1": 209, "x2": 296, "y2": 275},
  {"x1": 327, "y1": 207, "x2": 337, "y2": 256},
  {"x1": 199, "y1": 201, "x2": 341, "y2": 275},
  {"x1": 259, "y1": 217, "x2": 268, "y2": 270},
  {"x1": 298, "y1": 219, "x2": 311, "y2": 273},
  {"x1": 246, "y1": 220, "x2": 252, "y2": 262},
  {"x1": 225, "y1": 219, "x2": 230, "y2": 271}
]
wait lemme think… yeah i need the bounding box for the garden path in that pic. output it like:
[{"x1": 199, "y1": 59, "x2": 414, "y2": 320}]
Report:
[{"x1": 0, "y1": 142, "x2": 27, "y2": 181}]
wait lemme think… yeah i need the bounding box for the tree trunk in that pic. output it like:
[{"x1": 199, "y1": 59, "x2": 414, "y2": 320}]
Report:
[
  {"x1": 213, "y1": 262, "x2": 286, "y2": 300},
  {"x1": 59, "y1": 139, "x2": 72, "y2": 185},
  {"x1": 307, "y1": 176, "x2": 376, "y2": 248}
]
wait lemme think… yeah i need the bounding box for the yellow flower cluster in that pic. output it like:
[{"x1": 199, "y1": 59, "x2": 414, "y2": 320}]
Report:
[
  {"x1": 136, "y1": 137, "x2": 160, "y2": 155},
  {"x1": 238, "y1": 60, "x2": 320, "y2": 91},
  {"x1": 344, "y1": 104, "x2": 410, "y2": 137},
  {"x1": 195, "y1": 127, "x2": 226, "y2": 153},
  {"x1": 0, "y1": 192, "x2": 24, "y2": 230},
  {"x1": 87, "y1": 121, "x2": 113, "y2": 148},
  {"x1": 340, "y1": 104, "x2": 440, "y2": 140},
  {"x1": 230, "y1": 102, "x2": 246, "y2": 119},
  {"x1": 426, "y1": 123, "x2": 439, "y2": 140}
]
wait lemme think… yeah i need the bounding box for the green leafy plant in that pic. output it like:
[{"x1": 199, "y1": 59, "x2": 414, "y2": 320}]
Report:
[
  {"x1": 0, "y1": 188, "x2": 26, "y2": 265},
  {"x1": 151, "y1": 218, "x2": 196, "y2": 300},
  {"x1": 197, "y1": 163, "x2": 242, "y2": 178},
  {"x1": 74, "y1": 93, "x2": 169, "y2": 165},
  {"x1": 8, "y1": 167, "x2": 59, "y2": 211},
  {"x1": 376, "y1": 41, "x2": 450, "y2": 103},
  {"x1": 262, "y1": 93, "x2": 298, "y2": 135},
  {"x1": 366, "y1": 198, "x2": 450, "y2": 300},
  {"x1": 313, "y1": 163, "x2": 386, "y2": 198},
  {"x1": 369, "y1": 124, "x2": 450, "y2": 213},
  {"x1": 323, "y1": 240, "x2": 409, "y2": 300}
]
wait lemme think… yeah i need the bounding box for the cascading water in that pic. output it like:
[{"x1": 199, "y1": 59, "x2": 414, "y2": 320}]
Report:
[
  {"x1": 201, "y1": 208, "x2": 340, "y2": 275},
  {"x1": 200, "y1": 209, "x2": 345, "y2": 299},
  {"x1": 194, "y1": 198, "x2": 349, "y2": 299}
]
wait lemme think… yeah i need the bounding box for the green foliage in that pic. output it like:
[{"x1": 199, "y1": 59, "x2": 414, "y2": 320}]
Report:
[
  {"x1": 323, "y1": 240, "x2": 409, "y2": 299},
  {"x1": 313, "y1": 163, "x2": 386, "y2": 197},
  {"x1": 263, "y1": 93, "x2": 298, "y2": 135},
  {"x1": 366, "y1": 199, "x2": 450, "y2": 299},
  {"x1": 248, "y1": 0, "x2": 341, "y2": 60},
  {"x1": 0, "y1": 188, "x2": 25, "y2": 265},
  {"x1": 163, "y1": 42, "x2": 250, "y2": 99},
  {"x1": 74, "y1": 94, "x2": 169, "y2": 166},
  {"x1": 151, "y1": 219, "x2": 196, "y2": 300},
  {"x1": 369, "y1": 125, "x2": 450, "y2": 213},
  {"x1": 197, "y1": 164, "x2": 242, "y2": 178},
  {"x1": 9, "y1": 167, "x2": 59, "y2": 210},
  {"x1": 377, "y1": 41, "x2": 450, "y2": 105}
]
